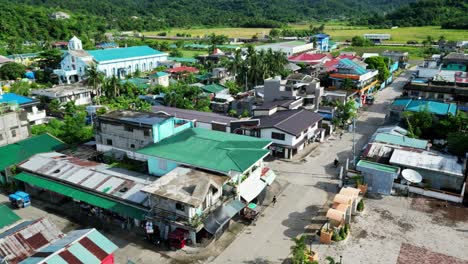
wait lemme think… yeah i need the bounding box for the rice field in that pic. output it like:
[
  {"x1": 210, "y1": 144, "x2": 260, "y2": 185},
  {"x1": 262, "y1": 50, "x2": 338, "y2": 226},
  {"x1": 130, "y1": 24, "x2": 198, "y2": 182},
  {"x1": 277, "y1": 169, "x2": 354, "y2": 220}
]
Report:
[{"x1": 143, "y1": 25, "x2": 468, "y2": 43}]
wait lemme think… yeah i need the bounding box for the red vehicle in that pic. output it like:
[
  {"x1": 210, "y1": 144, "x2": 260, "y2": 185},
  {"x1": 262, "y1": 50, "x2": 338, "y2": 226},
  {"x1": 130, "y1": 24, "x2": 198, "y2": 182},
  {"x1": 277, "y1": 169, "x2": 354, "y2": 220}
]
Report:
[{"x1": 169, "y1": 228, "x2": 188, "y2": 249}]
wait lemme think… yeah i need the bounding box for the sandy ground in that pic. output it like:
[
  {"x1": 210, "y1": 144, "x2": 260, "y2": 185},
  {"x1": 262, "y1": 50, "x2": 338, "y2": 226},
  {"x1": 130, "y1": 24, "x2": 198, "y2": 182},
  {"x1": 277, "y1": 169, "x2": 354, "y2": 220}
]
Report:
[{"x1": 313, "y1": 196, "x2": 468, "y2": 264}]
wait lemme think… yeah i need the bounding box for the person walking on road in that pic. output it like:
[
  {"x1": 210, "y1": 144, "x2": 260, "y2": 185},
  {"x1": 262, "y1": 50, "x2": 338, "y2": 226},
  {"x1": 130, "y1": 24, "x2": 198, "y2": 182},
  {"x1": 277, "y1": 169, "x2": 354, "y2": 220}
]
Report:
[
  {"x1": 272, "y1": 195, "x2": 277, "y2": 206},
  {"x1": 340, "y1": 132, "x2": 343, "y2": 139}
]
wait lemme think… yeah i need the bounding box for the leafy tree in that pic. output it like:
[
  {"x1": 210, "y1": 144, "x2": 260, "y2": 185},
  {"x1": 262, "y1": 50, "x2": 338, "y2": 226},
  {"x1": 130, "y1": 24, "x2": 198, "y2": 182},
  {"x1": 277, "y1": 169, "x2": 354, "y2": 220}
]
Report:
[
  {"x1": 9, "y1": 81, "x2": 30, "y2": 96},
  {"x1": 48, "y1": 99, "x2": 61, "y2": 114},
  {"x1": 403, "y1": 109, "x2": 432, "y2": 138},
  {"x1": 447, "y1": 132, "x2": 468, "y2": 157},
  {"x1": 37, "y1": 49, "x2": 62, "y2": 70},
  {"x1": 61, "y1": 112, "x2": 93, "y2": 144},
  {"x1": 351, "y1": 36, "x2": 373, "y2": 47},
  {"x1": 333, "y1": 100, "x2": 357, "y2": 127},
  {"x1": 291, "y1": 236, "x2": 309, "y2": 264},
  {"x1": 269, "y1": 28, "x2": 280, "y2": 39},
  {"x1": 342, "y1": 78, "x2": 355, "y2": 90},
  {"x1": 169, "y1": 49, "x2": 183, "y2": 57},
  {"x1": 225, "y1": 80, "x2": 240, "y2": 95},
  {"x1": 364, "y1": 56, "x2": 390, "y2": 82},
  {"x1": 0, "y1": 62, "x2": 25, "y2": 80}
]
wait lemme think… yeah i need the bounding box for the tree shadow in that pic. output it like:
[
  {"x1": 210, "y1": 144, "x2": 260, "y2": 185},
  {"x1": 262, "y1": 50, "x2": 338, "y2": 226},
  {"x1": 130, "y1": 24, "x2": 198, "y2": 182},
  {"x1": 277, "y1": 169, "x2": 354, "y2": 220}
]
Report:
[{"x1": 281, "y1": 205, "x2": 320, "y2": 239}]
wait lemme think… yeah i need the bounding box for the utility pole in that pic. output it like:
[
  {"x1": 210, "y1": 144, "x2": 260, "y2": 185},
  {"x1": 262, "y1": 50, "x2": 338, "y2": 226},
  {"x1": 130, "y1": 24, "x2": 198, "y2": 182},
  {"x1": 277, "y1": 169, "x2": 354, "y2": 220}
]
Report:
[{"x1": 352, "y1": 117, "x2": 356, "y2": 166}]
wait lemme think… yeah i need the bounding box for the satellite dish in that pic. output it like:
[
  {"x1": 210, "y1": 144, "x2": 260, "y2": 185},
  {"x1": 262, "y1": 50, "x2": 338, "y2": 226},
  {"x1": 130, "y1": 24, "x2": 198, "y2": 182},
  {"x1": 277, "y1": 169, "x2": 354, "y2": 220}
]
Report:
[{"x1": 402, "y1": 169, "x2": 423, "y2": 183}]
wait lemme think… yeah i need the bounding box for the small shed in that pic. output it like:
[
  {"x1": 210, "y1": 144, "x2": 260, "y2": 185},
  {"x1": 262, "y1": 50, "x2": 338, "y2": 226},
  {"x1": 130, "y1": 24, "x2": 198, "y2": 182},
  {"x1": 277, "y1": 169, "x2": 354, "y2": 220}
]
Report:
[{"x1": 356, "y1": 160, "x2": 400, "y2": 195}]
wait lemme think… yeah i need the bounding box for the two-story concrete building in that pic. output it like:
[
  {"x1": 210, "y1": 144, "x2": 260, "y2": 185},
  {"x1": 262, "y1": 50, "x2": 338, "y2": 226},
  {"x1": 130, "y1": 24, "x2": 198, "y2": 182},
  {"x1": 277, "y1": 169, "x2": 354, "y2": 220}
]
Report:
[
  {"x1": 0, "y1": 92, "x2": 46, "y2": 125},
  {"x1": 95, "y1": 110, "x2": 192, "y2": 160},
  {"x1": 231, "y1": 109, "x2": 323, "y2": 159},
  {"x1": 31, "y1": 84, "x2": 93, "y2": 106},
  {"x1": 0, "y1": 105, "x2": 30, "y2": 147}
]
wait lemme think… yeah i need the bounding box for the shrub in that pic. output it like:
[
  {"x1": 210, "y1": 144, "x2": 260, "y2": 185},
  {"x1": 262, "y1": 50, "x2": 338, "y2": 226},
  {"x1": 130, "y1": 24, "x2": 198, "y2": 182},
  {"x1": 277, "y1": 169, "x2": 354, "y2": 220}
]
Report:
[
  {"x1": 357, "y1": 199, "x2": 364, "y2": 212},
  {"x1": 332, "y1": 229, "x2": 342, "y2": 241}
]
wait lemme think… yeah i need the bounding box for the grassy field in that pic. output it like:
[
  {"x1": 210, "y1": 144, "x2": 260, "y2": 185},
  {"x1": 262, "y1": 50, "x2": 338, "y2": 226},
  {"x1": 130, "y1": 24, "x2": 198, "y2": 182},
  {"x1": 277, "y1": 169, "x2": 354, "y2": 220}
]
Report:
[
  {"x1": 340, "y1": 45, "x2": 426, "y2": 60},
  {"x1": 143, "y1": 25, "x2": 468, "y2": 43},
  {"x1": 180, "y1": 49, "x2": 206, "y2": 58}
]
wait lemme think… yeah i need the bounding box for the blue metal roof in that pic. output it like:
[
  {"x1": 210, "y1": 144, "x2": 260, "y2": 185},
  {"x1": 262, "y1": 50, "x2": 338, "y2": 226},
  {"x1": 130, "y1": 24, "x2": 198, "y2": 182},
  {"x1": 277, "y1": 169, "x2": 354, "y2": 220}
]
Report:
[
  {"x1": 149, "y1": 71, "x2": 169, "y2": 78},
  {"x1": 406, "y1": 100, "x2": 457, "y2": 116},
  {"x1": 337, "y1": 58, "x2": 368, "y2": 75},
  {"x1": 87, "y1": 46, "x2": 165, "y2": 62},
  {"x1": 0, "y1": 93, "x2": 34, "y2": 105},
  {"x1": 314, "y1": 34, "x2": 329, "y2": 39}
]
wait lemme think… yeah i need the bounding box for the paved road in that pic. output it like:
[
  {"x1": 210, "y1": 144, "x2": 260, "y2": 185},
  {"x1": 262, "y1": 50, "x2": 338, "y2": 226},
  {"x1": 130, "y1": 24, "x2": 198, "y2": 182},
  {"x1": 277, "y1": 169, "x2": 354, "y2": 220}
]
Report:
[{"x1": 210, "y1": 70, "x2": 413, "y2": 264}]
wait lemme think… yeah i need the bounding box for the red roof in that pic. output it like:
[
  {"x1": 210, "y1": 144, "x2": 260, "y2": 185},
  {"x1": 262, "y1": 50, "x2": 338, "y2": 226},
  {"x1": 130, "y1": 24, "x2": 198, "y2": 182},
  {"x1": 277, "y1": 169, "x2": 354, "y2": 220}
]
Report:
[
  {"x1": 288, "y1": 53, "x2": 329, "y2": 63},
  {"x1": 338, "y1": 54, "x2": 361, "y2": 60},
  {"x1": 166, "y1": 66, "x2": 199, "y2": 74},
  {"x1": 323, "y1": 58, "x2": 341, "y2": 72}
]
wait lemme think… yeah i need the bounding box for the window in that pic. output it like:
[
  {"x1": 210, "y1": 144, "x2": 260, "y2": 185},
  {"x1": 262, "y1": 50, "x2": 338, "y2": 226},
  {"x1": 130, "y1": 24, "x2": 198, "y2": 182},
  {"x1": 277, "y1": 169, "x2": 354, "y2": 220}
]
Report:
[
  {"x1": 11, "y1": 129, "x2": 17, "y2": 138},
  {"x1": 0, "y1": 133, "x2": 3, "y2": 141},
  {"x1": 130, "y1": 144, "x2": 135, "y2": 149},
  {"x1": 159, "y1": 159, "x2": 167, "y2": 170},
  {"x1": 175, "y1": 203, "x2": 185, "y2": 211},
  {"x1": 144, "y1": 130, "x2": 150, "y2": 136},
  {"x1": 124, "y1": 126, "x2": 133, "y2": 132},
  {"x1": 271, "y1": 132, "x2": 285, "y2": 140},
  {"x1": 106, "y1": 139, "x2": 113, "y2": 146}
]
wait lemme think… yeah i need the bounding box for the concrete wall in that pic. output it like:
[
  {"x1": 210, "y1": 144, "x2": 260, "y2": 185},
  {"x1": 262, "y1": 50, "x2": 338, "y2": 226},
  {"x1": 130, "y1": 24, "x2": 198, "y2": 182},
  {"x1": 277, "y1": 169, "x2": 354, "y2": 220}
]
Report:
[
  {"x1": 263, "y1": 79, "x2": 293, "y2": 102},
  {"x1": 153, "y1": 118, "x2": 192, "y2": 143},
  {"x1": 96, "y1": 122, "x2": 154, "y2": 151},
  {"x1": 148, "y1": 157, "x2": 178, "y2": 176},
  {"x1": 0, "y1": 111, "x2": 30, "y2": 147},
  {"x1": 259, "y1": 123, "x2": 318, "y2": 148},
  {"x1": 97, "y1": 55, "x2": 167, "y2": 78},
  {"x1": 96, "y1": 144, "x2": 149, "y2": 161}
]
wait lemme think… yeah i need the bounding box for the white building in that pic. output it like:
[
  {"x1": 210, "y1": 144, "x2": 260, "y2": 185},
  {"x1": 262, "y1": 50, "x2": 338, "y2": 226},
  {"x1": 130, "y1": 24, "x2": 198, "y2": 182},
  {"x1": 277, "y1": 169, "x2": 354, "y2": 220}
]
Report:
[
  {"x1": 31, "y1": 85, "x2": 93, "y2": 106},
  {"x1": 255, "y1": 41, "x2": 314, "y2": 57},
  {"x1": 54, "y1": 36, "x2": 168, "y2": 84}
]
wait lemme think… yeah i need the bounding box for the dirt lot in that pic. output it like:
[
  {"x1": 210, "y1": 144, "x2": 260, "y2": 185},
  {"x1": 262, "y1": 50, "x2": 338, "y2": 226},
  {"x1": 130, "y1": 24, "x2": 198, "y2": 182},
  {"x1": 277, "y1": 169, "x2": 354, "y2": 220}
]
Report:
[{"x1": 313, "y1": 195, "x2": 468, "y2": 264}]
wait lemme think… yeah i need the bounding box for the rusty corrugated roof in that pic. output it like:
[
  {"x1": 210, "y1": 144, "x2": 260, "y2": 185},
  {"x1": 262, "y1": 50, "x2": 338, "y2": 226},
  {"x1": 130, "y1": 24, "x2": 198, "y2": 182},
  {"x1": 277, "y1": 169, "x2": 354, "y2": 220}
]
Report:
[{"x1": 0, "y1": 218, "x2": 64, "y2": 263}]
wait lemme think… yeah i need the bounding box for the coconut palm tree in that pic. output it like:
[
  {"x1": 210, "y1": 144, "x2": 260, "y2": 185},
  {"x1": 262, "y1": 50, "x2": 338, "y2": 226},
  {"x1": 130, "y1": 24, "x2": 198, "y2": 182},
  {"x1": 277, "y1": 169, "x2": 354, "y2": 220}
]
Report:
[{"x1": 85, "y1": 63, "x2": 105, "y2": 104}]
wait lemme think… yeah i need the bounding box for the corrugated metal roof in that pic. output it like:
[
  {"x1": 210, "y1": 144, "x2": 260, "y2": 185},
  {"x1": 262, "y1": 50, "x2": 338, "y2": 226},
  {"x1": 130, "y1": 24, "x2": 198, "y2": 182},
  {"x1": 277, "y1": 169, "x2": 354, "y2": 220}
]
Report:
[
  {"x1": 137, "y1": 128, "x2": 271, "y2": 174},
  {"x1": 357, "y1": 160, "x2": 400, "y2": 173},
  {"x1": 0, "y1": 218, "x2": 63, "y2": 263},
  {"x1": 374, "y1": 133, "x2": 428, "y2": 149},
  {"x1": 15, "y1": 172, "x2": 147, "y2": 220},
  {"x1": 336, "y1": 58, "x2": 368, "y2": 75},
  {"x1": 0, "y1": 204, "x2": 21, "y2": 230},
  {"x1": 18, "y1": 152, "x2": 153, "y2": 206},
  {"x1": 0, "y1": 134, "x2": 65, "y2": 171},
  {"x1": 21, "y1": 229, "x2": 117, "y2": 264},
  {"x1": 389, "y1": 149, "x2": 464, "y2": 177}
]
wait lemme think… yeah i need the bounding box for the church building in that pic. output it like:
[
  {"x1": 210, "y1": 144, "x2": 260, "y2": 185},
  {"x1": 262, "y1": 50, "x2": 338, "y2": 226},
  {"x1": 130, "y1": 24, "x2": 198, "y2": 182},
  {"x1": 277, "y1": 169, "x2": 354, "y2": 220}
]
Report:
[{"x1": 54, "y1": 36, "x2": 168, "y2": 84}]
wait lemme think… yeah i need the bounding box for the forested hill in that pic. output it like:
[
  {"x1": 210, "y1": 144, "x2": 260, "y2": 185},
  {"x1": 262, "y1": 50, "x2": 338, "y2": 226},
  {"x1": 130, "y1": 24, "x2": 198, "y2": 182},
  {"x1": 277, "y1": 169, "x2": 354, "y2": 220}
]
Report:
[
  {"x1": 6, "y1": 0, "x2": 413, "y2": 28},
  {"x1": 358, "y1": 0, "x2": 468, "y2": 29}
]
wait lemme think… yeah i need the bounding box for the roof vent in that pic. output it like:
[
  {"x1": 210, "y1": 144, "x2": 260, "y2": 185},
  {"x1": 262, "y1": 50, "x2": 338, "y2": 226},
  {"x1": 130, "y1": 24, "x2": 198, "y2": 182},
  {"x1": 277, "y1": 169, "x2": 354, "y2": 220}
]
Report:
[{"x1": 53, "y1": 169, "x2": 61, "y2": 174}]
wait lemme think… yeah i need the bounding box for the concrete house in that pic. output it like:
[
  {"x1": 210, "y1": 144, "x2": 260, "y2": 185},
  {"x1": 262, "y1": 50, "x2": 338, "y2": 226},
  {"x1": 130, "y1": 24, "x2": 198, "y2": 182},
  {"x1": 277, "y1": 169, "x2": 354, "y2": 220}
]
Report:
[
  {"x1": 152, "y1": 105, "x2": 238, "y2": 133},
  {"x1": 148, "y1": 71, "x2": 170, "y2": 87},
  {"x1": 31, "y1": 85, "x2": 93, "y2": 106},
  {"x1": 313, "y1": 34, "x2": 330, "y2": 52},
  {"x1": 0, "y1": 106, "x2": 30, "y2": 147},
  {"x1": 256, "y1": 73, "x2": 324, "y2": 113},
  {"x1": 95, "y1": 110, "x2": 192, "y2": 160},
  {"x1": 137, "y1": 128, "x2": 274, "y2": 242},
  {"x1": 0, "y1": 91, "x2": 46, "y2": 125},
  {"x1": 232, "y1": 109, "x2": 323, "y2": 159},
  {"x1": 255, "y1": 41, "x2": 314, "y2": 57}
]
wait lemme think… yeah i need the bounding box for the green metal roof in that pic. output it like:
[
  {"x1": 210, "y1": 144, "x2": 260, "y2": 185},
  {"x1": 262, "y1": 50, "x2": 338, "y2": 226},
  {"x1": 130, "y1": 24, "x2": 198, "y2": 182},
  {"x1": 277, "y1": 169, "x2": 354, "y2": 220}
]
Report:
[
  {"x1": 0, "y1": 204, "x2": 21, "y2": 229},
  {"x1": 357, "y1": 160, "x2": 399, "y2": 173},
  {"x1": 15, "y1": 172, "x2": 147, "y2": 220},
  {"x1": 196, "y1": 73, "x2": 212, "y2": 81},
  {"x1": 0, "y1": 134, "x2": 65, "y2": 171},
  {"x1": 121, "y1": 78, "x2": 150, "y2": 89},
  {"x1": 137, "y1": 128, "x2": 271, "y2": 174},
  {"x1": 167, "y1": 57, "x2": 198, "y2": 63},
  {"x1": 202, "y1": 84, "x2": 226, "y2": 94},
  {"x1": 87, "y1": 46, "x2": 165, "y2": 62},
  {"x1": 374, "y1": 133, "x2": 428, "y2": 149}
]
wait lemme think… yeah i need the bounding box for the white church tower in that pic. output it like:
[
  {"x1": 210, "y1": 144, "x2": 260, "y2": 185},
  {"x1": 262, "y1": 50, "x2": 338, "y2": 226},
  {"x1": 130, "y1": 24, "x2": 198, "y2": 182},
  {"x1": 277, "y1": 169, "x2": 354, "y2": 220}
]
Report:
[{"x1": 68, "y1": 36, "x2": 83, "y2": 50}]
